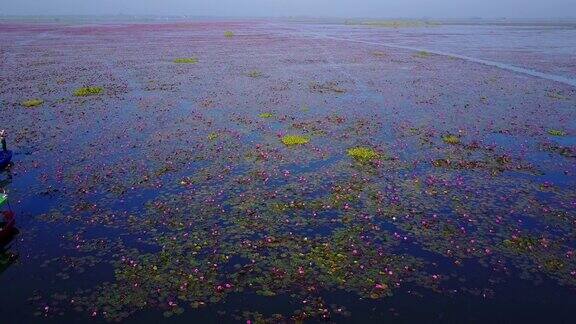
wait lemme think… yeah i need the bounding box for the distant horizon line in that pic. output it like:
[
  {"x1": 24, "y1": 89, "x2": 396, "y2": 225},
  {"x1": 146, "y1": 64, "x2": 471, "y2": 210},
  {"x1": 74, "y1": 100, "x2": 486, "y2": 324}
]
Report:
[{"x1": 0, "y1": 14, "x2": 575, "y2": 21}]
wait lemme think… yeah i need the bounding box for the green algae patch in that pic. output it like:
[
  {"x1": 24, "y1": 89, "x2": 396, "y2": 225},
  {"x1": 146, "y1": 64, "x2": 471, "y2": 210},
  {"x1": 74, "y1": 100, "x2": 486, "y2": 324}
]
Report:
[
  {"x1": 258, "y1": 112, "x2": 274, "y2": 118},
  {"x1": 442, "y1": 134, "x2": 460, "y2": 145},
  {"x1": 21, "y1": 99, "x2": 44, "y2": 108},
  {"x1": 207, "y1": 132, "x2": 219, "y2": 141},
  {"x1": 281, "y1": 135, "x2": 310, "y2": 146},
  {"x1": 548, "y1": 129, "x2": 566, "y2": 137},
  {"x1": 347, "y1": 147, "x2": 380, "y2": 162},
  {"x1": 224, "y1": 31, "x2": 235, "y2": 38},
  {"x1": 173, "y1": 57, "x2": 198, "y2": 64},
  {"x1": 74, "y1": 86, "x2": 103, "y2": 97}
]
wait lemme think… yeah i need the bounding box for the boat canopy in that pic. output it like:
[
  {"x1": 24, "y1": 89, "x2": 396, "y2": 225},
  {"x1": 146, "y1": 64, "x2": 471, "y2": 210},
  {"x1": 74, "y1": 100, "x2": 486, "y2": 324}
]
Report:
[{"x1": 0, "y1": 194, "x2": 7, "y2": 208}]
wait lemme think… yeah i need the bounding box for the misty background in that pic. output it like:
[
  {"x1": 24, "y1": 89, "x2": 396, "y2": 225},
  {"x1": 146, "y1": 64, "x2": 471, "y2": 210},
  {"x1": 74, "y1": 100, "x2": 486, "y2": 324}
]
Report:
[{"x1": 1, "y1": 0, "x2": 575, "y2": 18}]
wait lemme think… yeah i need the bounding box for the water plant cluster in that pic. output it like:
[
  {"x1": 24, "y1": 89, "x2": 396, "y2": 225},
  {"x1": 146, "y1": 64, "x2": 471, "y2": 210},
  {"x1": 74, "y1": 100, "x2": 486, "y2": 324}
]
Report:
[{"x1": 74, "y1": 86, "x2": 104, "y2": 97}]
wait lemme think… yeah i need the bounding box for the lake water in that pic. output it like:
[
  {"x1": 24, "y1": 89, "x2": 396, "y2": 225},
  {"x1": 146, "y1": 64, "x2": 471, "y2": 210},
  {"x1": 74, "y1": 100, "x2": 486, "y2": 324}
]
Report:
[{"x1": 0, "y1": 19, "x2": 575, "y2": 323}]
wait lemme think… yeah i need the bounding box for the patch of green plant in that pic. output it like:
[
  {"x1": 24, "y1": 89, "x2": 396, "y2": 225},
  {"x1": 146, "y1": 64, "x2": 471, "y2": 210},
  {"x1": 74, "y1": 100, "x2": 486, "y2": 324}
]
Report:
[
  {"x1": 547, "y1": 129, "x2": 566, "y2": 136},
  {"x1": 442, "y1": 134, "x2": 460, "y2": 145},
  {"x1": 543, "y1": 258, "x2": 564, "y2": 272},
  {"x1": 224, "y1": 31, "x2": 235, "y2": 38},
  {"x1": 207, "y1": 132, "x2": 219, "y2": 141},
  {"x1": 347, "y1": 147, "x2": 380, "y2": 162},
  {"x1": 309, "y1": 81, "x2": 346, "y2": 94},
  {"x1": 281, "y1": 135, "x2": 310, "y2": 146},
  {"x1": 247, "y1": 70, "x2": 263, "y2": 78},
  {"x1": 258, "y1": 112, "x2": 274, "y2": 118},
  {"x1": 173, "y1": 57, "x2": 198, "y2": 64},
  {"x1": 74, "y1": 86, "x2": 103, "y2": 97},
  {"x1": 503, "y1": 236, "x2": 537, "y2": 253},
  {"x1": 21, "y1": 99, "x2": 44, "y2": 108},
  {"x1": 546, "y1": 91, "x2": 567, "y2": 100},
  {"x1": 414, "y1": 51, "x2": 431, "y2": 58}
]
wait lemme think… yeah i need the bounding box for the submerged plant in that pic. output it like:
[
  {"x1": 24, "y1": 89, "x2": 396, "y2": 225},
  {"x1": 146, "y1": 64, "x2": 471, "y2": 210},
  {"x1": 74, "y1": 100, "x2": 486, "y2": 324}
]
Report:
[
  {"x1": 21, "y1": 99, "x2": 44, "y2": 108},
  {"x1": 258, "y1": 112, "x2": 274, "y2": 118},
  {"x1": 442, "y1": 134, "x2": 460, "y2": 145},
  {"x1": 74, "y1": 86, "x2": 103, "y2": 97},
  {"x1": 173, "y1": 57, "x2": 198, "y2": 64},
  {"x1": 548, "y1": 129, "x2": 566, "y2": 136},
  {"x1": 347, "y1": 147, "x2": 380, "y2": 162},
  {"x1": 281, "y1": 135, "x2": 310, "y2": 146}
]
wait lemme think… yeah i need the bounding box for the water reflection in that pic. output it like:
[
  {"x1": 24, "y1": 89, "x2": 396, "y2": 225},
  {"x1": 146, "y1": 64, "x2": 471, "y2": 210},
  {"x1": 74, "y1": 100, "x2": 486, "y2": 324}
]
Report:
[
  {"x1": 0, "y1": 222, "x2": 18, "y2": 275},
  {"x1": 0, "y1": 169, "x2": 12, "y2": 189},
  {"x1": 0, "y1": 174, "x2": 17, "y2": 275}
]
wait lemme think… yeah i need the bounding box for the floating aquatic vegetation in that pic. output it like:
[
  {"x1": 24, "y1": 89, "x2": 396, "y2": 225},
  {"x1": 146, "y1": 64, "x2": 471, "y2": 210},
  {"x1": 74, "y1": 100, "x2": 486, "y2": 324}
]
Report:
[
  {"x1": 414, "y1": 51, "x2": 431, "y2": 58},
  {"x1": 21, "y1": 99, "x2": 44, "y2": 108},
  {"x1": 207, "y1": 132, "x2": 219, "y2": 140},
  {"x1": 309, "y1": 81, "x2": 346, "y2": 94},
  {"x1": 432, "y1": 158, "x2": 485, "y2": 170},
  {"x1": 546, "y1": 90, "x2": 567, "y2": 100},
  {"x1": 224, "y1": 31, "x2": 235, "y2": 38},
  {"x1": 547, "y1": 129, "x2": 566, "y2": 136},
  {"x1": 74, "y1": 86, "x2": 103, "y2": 97},
  {"x1": 541, "y1": 143, "x2": 575, "y2": 158},
  {"x1": 246, "y1": 70, "x2": 263, "y2": 78},
  {"x1": 442, "y1": 134, "x2": 460, "y2": 145},
  {"x1": 347, "y1": 147, "x2": 380, "y2": 162},
  {"x1": 281, "y1": 135, "x2": 310, "y2": 146},
  {"x1": 173, "y1": 57, "x2": 198, "y2": 64},
  {"x1": 258, "y1": 112, "x2": 274, "y2": 118},
  {"x1": 503, "y1": 236, "x2": 537, "y2": 253}
]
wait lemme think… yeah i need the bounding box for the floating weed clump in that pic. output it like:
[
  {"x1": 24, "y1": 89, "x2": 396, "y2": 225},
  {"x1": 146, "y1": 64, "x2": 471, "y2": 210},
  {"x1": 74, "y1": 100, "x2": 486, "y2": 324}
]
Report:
[
  {"x1": 442, "y1": 134, "x2": 460, "y2": 145},
  {"x1": 21, "y1": 99, "x2": 44, "y2": 108},
  {"x1": 173, "y1": 57, "x2": 198, "y2": 64},
  {"x1": 207, "y1": 132, "x2": 219, "y2": 141},
  {"x1": 224, "y1": 31, "x2": 235, "y2": 38},
  {"x1": 546, "y1": 90, "x2": 567, "y2": 100},
  {"x1": 347, "y1": 147, "x2": 380, "y2": 162},
  {"x1": 414, "y1": 51, "x2": 431, "y2": 58},
  {"x1": 258, "y1": 112, "x2": 274, "y2": 118},
  {"x1": 247, "y1": 70, "x2": 263, "y2": 78},
  {"x1": 547, "y1": 129, "x2": 566, "y2": 136},
  {"x1": 281, "y1": 135, "x2": 310, "y2": 146},
  {"x1": 503, "y1": 236, "x2": 537, "y2": 253},
  {"x1": 74, "y1": 86, "x2": 103, "y2": 97},
  {"x1": 309, "y1": 81, "x2": 346, "y2": 94}
]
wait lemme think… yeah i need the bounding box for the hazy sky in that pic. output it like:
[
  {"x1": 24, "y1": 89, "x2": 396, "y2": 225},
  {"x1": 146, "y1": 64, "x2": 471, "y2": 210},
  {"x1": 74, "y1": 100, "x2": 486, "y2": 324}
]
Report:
[{"x1": 2, "y1": 0, "x2": 575, "y2": 18}]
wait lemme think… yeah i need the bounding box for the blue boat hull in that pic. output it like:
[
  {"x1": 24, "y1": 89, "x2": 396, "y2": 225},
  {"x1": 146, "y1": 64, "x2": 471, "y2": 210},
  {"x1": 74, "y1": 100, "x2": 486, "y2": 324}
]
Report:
[{"x1": 0, "y1": 151, "x2": 12, "y2": 170}]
